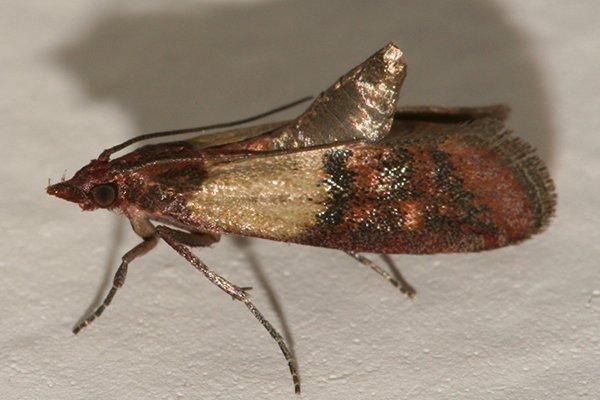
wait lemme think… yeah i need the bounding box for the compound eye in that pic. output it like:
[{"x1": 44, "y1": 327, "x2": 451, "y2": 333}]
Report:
[{"x1": 90, "y1": 183, "x2": 117, "y2": 208}]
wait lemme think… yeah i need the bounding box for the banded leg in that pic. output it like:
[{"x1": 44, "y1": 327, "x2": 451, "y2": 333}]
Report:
[
  {"x1": 346, "y1": 251, "x2": 416, "y2": 299},
  {"x1": 73, "y1": 236, "x2": 158, "y2": 334},
  {"x1": 155, "y1": 225, "x2": 300, "y2": 394}
]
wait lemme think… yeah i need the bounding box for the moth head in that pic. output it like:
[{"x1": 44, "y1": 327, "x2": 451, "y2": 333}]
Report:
[{"x1": 47, "y1": 159, "x2": 122, "y2": 211}]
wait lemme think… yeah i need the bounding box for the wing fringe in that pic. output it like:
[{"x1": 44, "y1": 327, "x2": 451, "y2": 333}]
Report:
[{"x1": 457, "y1": 119, "x2": 556, "y2": 234}]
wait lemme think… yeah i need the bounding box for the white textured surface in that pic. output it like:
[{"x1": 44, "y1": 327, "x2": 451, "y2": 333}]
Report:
[{"x1": 2, "y1": 1, "x2": 599, "y2": 399}]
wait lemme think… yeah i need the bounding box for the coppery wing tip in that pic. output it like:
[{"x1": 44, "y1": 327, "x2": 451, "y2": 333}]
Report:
[
  {"x1": 379, "y1": 42, "x2": 406, "y2": 75},
  {"x1": 382, "y1": 42, "x2": 404, "y2": 59}
]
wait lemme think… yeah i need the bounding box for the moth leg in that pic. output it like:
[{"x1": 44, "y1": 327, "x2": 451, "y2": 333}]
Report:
[
  {"x1": 162, "y1": 228, "x2": 221, "y2": 248},
  {"x1": 73, "y1": 236, "x2": 158, "y2": 334},
  {"x1": 161, "y1": 229, "x2": 254, "y2": 291},
  {"x1": 130, "y1": 216, "x2": 221, "y2": 248},
  {"x1": 155, "y1": 225, "x2": 300, "y2": 394},
  {"x1": 345, "y1": 251, "x2": 416, "y2": 299},
  {"x1": 380, "y1": 254, "x2": 417, "y2": 298}
]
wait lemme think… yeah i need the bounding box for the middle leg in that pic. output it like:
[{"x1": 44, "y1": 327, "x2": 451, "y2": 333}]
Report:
[{"x1": 73, "y1": 236, "x2": 158, "y2": 334}]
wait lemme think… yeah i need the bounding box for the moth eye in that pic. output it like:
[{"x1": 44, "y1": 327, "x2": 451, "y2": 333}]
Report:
[{"x1": 90, "y1": 183, "x2": 117, "y2": 208}]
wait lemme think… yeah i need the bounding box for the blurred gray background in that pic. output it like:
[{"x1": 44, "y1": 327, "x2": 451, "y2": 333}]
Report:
[{"x1": 1, "y1": 1, "x2": 599, "y2": 399}]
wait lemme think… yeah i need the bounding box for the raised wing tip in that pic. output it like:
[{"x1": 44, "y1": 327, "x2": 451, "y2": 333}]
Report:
[
  {"x1": 382, "y1": 42, "x2": 403, "y2": 59},
  {"x1": 210, "y1": 44, "x2": 409, "y2": 153},
  {"x1": 274, "y1": 42, "x2": 408, "y2": 146},
  {"x1": 380, "y1": 42, "x2": 405, "y2": 71}
]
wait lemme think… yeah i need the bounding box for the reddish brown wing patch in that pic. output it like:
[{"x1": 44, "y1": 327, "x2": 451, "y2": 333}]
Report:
[{"x1": 297, "y1": 119, "x2": 555, "y2": 254}]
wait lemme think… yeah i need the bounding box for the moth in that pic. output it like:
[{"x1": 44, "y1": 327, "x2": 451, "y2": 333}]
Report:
[{"x1": 47, "y1": 43, "x2": 555, "y2": 393}]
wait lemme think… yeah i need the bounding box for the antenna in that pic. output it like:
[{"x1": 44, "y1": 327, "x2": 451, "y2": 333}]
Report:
[{"x1": 98, "y1": 96, "x2": 313, "y2": 161}]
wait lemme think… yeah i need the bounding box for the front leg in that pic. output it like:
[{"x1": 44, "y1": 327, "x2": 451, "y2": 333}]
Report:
[
  {"x1": 74, "y1": 218, "x2": 218, "y2": 334},
  {"x1": 73, "y1": 236, "x2": 158, "y2": 334},
  {"x1": 155, "y1": 225, "x2": 300, "y2": 394}
]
